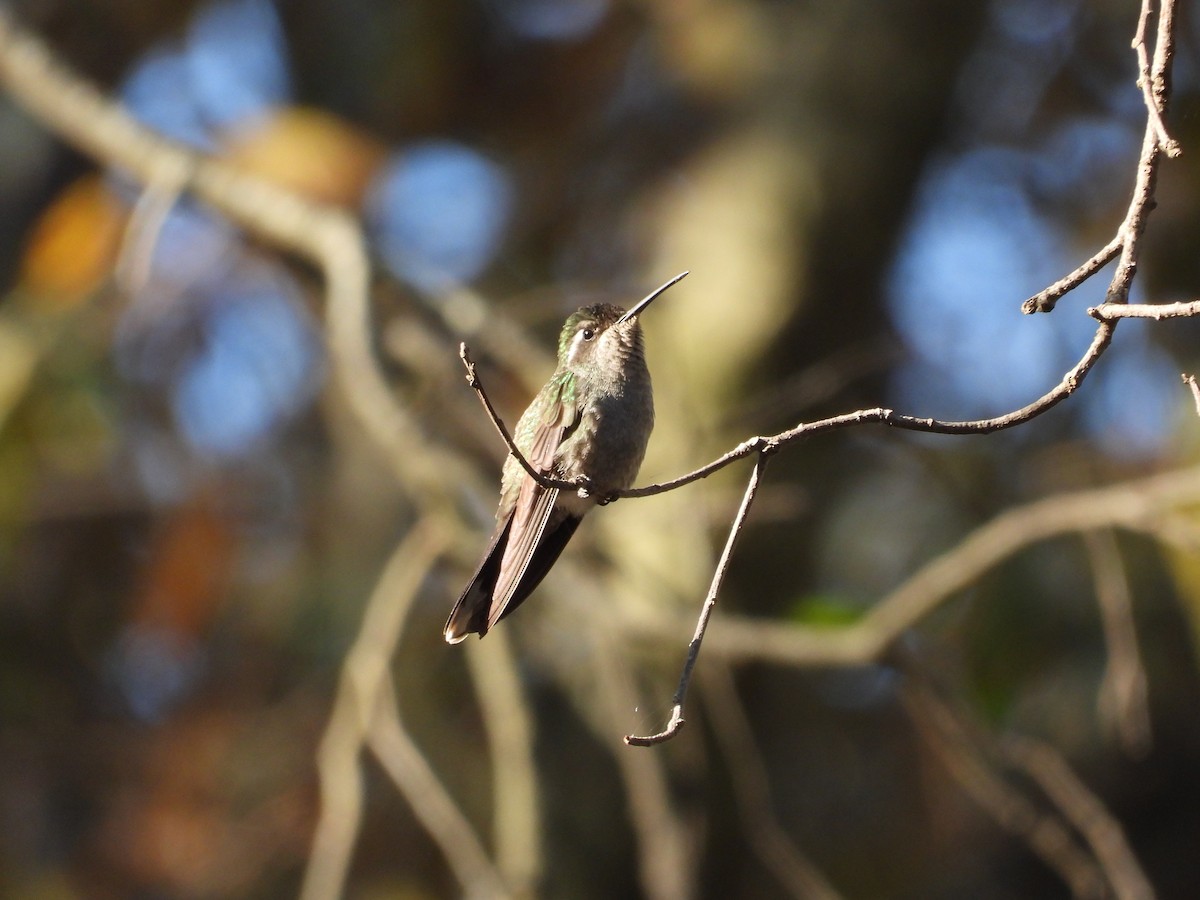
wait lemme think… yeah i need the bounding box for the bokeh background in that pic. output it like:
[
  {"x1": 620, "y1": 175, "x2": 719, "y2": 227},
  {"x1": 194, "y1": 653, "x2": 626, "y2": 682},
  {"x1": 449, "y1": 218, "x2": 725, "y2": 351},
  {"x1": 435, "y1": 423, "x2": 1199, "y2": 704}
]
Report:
[{"x1": 2, "y1": 0, "x2": 1200, "y2": 897}]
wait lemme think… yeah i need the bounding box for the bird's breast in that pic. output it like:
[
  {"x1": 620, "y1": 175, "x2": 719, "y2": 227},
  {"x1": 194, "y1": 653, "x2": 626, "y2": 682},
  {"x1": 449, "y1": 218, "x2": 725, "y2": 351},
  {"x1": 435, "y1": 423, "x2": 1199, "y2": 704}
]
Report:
[{"x1": 559, "y1": 383, "x2": 654, "y2": 496}]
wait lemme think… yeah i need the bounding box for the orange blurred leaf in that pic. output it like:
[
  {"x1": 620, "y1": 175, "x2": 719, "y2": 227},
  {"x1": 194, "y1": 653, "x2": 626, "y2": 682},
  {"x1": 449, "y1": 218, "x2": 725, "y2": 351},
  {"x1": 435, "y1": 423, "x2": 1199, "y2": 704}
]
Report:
[
  {"x1": 20, "y1": 175, "x2": 126, "y2": 308},
  {"x1": 222, "y1": 107, "x2": 386, "y2": 206}
]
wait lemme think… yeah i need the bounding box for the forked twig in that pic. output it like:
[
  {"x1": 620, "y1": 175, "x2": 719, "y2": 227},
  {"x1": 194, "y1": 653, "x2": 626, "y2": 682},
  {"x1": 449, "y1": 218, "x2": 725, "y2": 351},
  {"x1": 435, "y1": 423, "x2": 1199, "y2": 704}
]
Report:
[
  {"x1": 1133, "y1": 0, "x2": 1182, "y2": 157},
  {"x1": 1024, "y1": 0, "x2": 1179, "y2": 316}
]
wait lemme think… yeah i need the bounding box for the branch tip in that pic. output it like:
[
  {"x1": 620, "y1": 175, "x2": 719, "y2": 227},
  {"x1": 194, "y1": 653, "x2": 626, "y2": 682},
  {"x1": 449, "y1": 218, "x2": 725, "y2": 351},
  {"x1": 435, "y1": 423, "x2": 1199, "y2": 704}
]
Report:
[{"x1": 625, "y1": 706, "x2": 686, "y2": 747}]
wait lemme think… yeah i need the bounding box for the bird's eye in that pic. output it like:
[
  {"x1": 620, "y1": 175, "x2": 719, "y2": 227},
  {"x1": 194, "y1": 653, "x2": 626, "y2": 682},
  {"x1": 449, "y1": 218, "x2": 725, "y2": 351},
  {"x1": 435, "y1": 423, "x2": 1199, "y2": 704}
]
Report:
[{"x1": 581, "y1": 327, "x2": 596, "y2": 341}]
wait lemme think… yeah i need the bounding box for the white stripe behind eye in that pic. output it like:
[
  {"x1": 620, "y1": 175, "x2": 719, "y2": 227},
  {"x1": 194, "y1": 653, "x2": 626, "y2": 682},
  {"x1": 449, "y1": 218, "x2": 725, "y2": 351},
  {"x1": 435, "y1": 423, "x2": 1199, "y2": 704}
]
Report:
[{"x1": 567, "y1": 328, "x2": 589, "y2": 365}]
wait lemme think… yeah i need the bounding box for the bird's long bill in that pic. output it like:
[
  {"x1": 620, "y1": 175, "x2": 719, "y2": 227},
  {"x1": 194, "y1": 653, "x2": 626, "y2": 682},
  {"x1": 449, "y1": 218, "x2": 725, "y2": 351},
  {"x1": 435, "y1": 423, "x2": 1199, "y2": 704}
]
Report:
[{"x1": 615, "y1": 270, "x2": 689, "y2": 325}]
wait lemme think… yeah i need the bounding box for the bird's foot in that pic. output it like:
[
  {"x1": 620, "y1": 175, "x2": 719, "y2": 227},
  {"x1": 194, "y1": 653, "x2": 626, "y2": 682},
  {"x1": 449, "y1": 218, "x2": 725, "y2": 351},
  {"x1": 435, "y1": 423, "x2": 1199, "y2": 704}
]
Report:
[{"x1": 574, "y1": 476, "x2": 620, "y2": 505}]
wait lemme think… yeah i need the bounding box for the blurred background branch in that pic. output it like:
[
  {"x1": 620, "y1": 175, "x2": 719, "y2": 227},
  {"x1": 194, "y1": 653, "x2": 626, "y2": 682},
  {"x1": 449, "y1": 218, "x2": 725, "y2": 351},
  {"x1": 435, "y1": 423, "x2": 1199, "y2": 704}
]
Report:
[{"x1": 672, "y1": 462, "x2": 1200, "y2": 668}]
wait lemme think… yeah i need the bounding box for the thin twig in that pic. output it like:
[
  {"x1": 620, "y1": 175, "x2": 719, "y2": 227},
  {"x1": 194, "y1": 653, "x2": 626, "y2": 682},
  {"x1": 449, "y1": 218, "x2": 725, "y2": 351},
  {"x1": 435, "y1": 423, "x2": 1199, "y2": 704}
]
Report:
[
  {"x1": 1022, "y1": 237, "x2": 1122, "y2": 315},
  {"x1": 626, "y1": 454, "x2": 770, "y2": 746},
  {"x1": 1133, "y1": 0, "x2": 1182, "y2": 157},
  {"x1": 1090, "y1": 299, "x2": 1200, "y2": 320},
  {"x1": 459, "y1": 343, "x2": 579, "y2": 494},
  {"x1": 1183, "y1": 374, "x2": 1200, "y2": 417}
]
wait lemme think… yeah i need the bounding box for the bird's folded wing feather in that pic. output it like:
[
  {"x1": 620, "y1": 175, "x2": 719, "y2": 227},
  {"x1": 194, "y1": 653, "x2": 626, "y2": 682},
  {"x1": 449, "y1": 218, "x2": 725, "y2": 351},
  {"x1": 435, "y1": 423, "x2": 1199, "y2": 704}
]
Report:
[{"x1": 488, "y1": 377, "x2": 579, "y2": 628}]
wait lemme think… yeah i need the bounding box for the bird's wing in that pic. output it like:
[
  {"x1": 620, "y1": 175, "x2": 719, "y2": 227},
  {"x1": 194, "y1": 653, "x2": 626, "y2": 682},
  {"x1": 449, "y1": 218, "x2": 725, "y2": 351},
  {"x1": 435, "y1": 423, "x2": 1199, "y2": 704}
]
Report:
[{"x1": 487, "y1": 376, "x2": 580, "y2": 629}]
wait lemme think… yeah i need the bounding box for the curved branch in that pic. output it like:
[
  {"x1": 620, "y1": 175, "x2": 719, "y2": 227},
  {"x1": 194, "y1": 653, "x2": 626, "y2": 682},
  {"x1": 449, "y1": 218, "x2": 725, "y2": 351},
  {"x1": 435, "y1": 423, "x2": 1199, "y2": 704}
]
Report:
[{"x1": 627, "y1": 319, "x2": 1115, "y2": 498}]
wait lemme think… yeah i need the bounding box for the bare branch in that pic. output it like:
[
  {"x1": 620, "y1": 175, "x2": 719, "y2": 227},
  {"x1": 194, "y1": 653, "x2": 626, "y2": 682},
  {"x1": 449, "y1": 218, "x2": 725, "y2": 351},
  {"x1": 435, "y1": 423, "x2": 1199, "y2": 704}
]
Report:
[
  {"x1": 1022, "y1": 237, "x2": 1122, "y2": 315},
  {"x1": 1133, "y1": 0, "x2": 1182, "y2": 156},
  {"x1": 1026, "y1": 0, "x2": 1180, "y2": 316},
  {"x1": 1091, "y1": 299, "x2": 1200, "y2": 320},
  {"x1": 301, "y1": 521, "x2": 468, "y2": 900},
  {"x1": 627, "y1": 318, "x2": 1115, "y2": 500},
  {"x1": 1105, "y1": 0, "x2": 1180, "y2": 308},
  {"x1": 459, "y1": 343, "x2": 580, "y2": 494},
  {"x1": 626, "y1": 454, "x2": 770, "y2": 746}
]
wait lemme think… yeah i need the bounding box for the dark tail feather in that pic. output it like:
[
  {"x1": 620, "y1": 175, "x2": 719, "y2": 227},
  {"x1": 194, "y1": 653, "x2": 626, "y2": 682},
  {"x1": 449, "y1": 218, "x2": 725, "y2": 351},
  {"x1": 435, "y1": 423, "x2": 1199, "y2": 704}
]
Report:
[
  {"x1": 444, "y1": 518, "x2": 511, "y2": 643},
  {"x1": 488, "y1": 515, "x2": 580, "y2": 631},
  {"x1": 444, "y1": 515, "x2": 582, "y2": 643}
]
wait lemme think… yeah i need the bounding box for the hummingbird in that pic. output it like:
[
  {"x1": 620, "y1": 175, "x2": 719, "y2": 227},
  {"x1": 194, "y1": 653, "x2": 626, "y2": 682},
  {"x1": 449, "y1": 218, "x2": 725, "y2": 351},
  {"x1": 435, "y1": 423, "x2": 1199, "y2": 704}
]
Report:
[{"x1": 444, "y1": 271, "x2": 688, "y2": 643}]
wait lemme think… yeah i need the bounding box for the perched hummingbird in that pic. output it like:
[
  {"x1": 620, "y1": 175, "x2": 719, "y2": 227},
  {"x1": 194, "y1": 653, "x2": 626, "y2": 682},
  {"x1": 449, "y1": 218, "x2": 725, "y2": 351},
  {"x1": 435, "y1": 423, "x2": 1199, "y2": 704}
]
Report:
[{"x1": 444, "y1": 271, "x2": 688, "y2": 643}]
